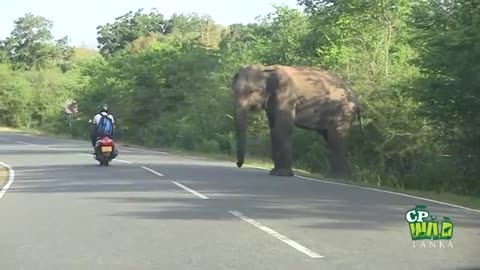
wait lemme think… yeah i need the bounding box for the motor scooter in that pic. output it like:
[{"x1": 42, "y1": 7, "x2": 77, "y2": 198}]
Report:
[
  {"x1": 94, "y1": 135, "x2": 117, "y2": 166},
  {"x1": 88, "y1": 119, "x2": 118, "y2": 166}
]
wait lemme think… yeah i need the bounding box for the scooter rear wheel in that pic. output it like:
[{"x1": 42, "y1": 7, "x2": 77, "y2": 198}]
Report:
[{"x1": 98, "y1": 158, "x2": 108, "y2": 166}]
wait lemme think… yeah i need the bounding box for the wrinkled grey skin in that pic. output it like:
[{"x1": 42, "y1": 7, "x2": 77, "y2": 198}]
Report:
[{"x1": 231, "y1": 64, "x2": 364, "y2": 178}]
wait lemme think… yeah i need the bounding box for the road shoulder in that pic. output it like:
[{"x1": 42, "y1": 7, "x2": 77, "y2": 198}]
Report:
[
  {"x1": 0, "y1": 162, "x2": 14, "y2": 199},
  {"x1": 0, "y1": 165, "x2": 7, "y2": 190}
]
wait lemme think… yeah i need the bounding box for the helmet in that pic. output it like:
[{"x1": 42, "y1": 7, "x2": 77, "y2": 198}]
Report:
[{"x1": 99, "y1": 103, "x2": 108, "y2": 112}]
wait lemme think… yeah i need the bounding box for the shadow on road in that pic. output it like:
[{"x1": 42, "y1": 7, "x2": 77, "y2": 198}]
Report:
[{"x1": 8, "y1": 162, "x2": 480, "y2": 232}]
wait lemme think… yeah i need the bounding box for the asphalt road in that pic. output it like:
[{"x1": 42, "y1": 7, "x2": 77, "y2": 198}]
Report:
[{"x1": 0, "y1": 131, "x2": 479, "y2": 270}]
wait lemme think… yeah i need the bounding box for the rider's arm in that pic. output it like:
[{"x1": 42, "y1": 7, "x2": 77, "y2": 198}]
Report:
[
  {"x1": 90, "y1": 114, "x2": 99, "y2": 132},
  {"x1": 109, "y1": 115, "x2": 116, "y2": 131},
  {"x1": 92, "y1": 114, "x2": 101, "y2": 125}
]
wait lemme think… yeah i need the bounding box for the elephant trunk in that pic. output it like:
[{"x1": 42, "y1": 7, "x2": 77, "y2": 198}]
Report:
[{"x1": 234, "y1": 103, "x2": 248, "y2": 168}]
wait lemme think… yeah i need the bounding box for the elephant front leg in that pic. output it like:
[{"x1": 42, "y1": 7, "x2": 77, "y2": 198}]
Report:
[
  {"x1": 269, "y1": 112, "x2": 294, "y2": 177},
  {"x1": 267, "y1": 108, "x2": 283, "y2": 175}
]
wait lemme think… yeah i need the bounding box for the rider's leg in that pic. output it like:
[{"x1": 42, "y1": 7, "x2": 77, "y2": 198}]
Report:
[{"x1": 90, "y1": 131, "x2": 97, "y2": 154}]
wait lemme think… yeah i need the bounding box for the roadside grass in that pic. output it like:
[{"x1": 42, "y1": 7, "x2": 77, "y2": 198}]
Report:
[{"x1": 1, "y1": 126, "x2": 479, "y2": 210}]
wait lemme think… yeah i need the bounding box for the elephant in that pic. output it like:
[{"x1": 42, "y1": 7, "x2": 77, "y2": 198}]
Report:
[{"x1": 231, "y1": 64, "x2": 364, "y2": 178}]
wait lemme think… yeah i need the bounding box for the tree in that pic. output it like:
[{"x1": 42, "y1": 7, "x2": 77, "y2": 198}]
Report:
[
  {"x1": 253, "y1": 4, "x2": 311, "y2": 65},
  {"x1": 96, "y1": 8, "x2": 171, "y2": 56},
  {"x1": 411, "y1": 0, "x2": 480, "y2": 193},
  {"x1": 165, "y1": 13, "x2": 224, "y2": 48},
  {"x1": 0, "y1": 46, "x2": 8, "y2": 64},
  {"x1": 2, "y1": 13, "x2": 72, "y2": 70}
]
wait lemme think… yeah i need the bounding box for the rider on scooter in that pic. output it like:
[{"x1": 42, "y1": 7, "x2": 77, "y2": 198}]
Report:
[{"x1": 90, "y1": 103, "x2": 115, "y2": 154}]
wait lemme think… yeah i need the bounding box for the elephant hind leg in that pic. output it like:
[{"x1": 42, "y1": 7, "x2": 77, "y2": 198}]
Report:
[
  {"x1": 269, "y1": 126, "x2": 281, "y2": 175},
  {"x1": 318, "y1": 129, "x2": 328, "y2": 143},
  {"x1": 326, "y1": 128, "x2": 348, "y2": 178}
]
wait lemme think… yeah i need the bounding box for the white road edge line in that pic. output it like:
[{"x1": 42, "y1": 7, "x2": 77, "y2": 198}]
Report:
[
  {"x1": 123, "y1": 146, "x2": 169, "y2": 155},
  {"x1": 14, "y1": 133, "x2": 167, "y2": 154},
  {"x1": 114, "y1": 159, "x2": 133, "y2": 164},
  {"x1": 0, "y1": 138, "x2": 9, "y2": 141},
  {"x1": 0, "y1": 162, "x2": 15, "y2": 199},
  {"x1": 229, "y1": 210, "x2": 323, "y2": 259},
  {"x1": 244, "y1": 165, "x2": 480, "y2": 214},
  {"x1": 141, "y1": 166, "x2": 165, "y2": 177},
  {"x1": 16, "y1": 141, "x2": 35, "y2": 145},
  {"x1": 171, "y1": 181, "x2": 210, "y2": 199},
  {"x1": 295, "y1": 175, "x2": 480, "y2": 214}
]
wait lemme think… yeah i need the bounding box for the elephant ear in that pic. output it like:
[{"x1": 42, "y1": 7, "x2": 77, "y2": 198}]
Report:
[{"x1": 265, "y1": 70, "x2": 279, "y2": 96}]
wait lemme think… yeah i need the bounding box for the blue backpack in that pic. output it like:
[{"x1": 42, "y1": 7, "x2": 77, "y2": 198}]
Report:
[{"x1": 96, "y1": 114, "x2": 113, "y2": 137}]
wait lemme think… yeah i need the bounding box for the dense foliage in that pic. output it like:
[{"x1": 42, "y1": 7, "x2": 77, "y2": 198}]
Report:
[{"x1": 1, "y1": 2, "x2": 478, "y2": 196}]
